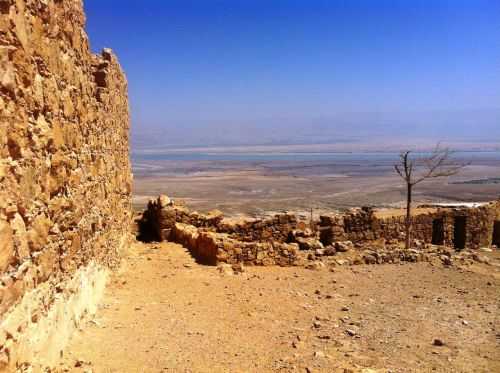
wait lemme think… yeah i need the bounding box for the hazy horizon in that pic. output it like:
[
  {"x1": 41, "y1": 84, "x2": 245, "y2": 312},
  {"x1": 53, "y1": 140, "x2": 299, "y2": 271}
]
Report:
[
  {"x1": 84, "y1": 0, "x2": 500, "y2": 151},
  {"x1": 131, "y1": 108, "x2": 500, "y2": 150}
]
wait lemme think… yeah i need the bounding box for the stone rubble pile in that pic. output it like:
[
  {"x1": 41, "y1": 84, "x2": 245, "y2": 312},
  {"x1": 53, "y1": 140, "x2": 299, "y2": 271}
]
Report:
[{"x1": 302, "y1": 240, "x2": 494, "y2": 269}]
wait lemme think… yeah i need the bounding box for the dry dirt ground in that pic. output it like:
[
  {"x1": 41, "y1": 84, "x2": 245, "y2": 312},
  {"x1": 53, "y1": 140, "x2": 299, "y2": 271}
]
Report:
[{"x1": 59, "y1": 243, "x2": 500, "y2": 373}]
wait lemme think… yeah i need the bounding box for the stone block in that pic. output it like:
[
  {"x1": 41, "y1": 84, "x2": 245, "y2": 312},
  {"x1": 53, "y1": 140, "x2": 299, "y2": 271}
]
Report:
[{"x1": 0, "y1": 220, "x2": 14, "y2": 271}]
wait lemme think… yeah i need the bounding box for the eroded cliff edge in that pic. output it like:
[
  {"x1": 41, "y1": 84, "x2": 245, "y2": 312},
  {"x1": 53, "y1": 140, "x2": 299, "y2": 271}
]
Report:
[{"x1": 0, "y1": 0, "x2": 132, "y2": 369}]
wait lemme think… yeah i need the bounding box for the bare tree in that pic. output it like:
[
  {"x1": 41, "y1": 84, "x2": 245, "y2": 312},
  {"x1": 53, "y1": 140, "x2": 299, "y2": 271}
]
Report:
[{"x1": 394, "y1": 144, "x2": 467, "y2": 250}]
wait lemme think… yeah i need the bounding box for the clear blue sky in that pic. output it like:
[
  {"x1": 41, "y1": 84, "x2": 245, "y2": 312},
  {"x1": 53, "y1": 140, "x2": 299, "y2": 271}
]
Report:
[{"x1": 84, "y1": 0, "x2": 500, "y2": 148}]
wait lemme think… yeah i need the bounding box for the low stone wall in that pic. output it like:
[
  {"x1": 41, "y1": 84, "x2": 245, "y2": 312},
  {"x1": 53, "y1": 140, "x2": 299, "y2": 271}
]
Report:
[
  {"x1": 173, "y1": 223, "x2": 299, "y2": 266},
  {"x1": 143, "y1": 196, "x2": 500, "y2": 265},
  {"x1": 143, "y1": 196, "x2": 223, "y2": 241},
  {"x1": 320, "y1": 208, "x2": 436, "y2": 244},
  {"x1": 142, "y1": 195, "x2": 305, "y2": 244},
  {"x1": 141, "y1": 196, "x2": 303, "y2": 265},
  {"x1": 319, "y1": 201, "x2": 500, "y2": 250},
  {"x1": 218, "y1": 213, "x2": 305, "y2": 243}
]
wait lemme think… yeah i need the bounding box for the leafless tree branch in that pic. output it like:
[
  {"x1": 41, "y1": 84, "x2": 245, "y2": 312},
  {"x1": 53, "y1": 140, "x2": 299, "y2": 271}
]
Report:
[{"x1": 394, "y1": 144, "x2": 468, "y2": 250}]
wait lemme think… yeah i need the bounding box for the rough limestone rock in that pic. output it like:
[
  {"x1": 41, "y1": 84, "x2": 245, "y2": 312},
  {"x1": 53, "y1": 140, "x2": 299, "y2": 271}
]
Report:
[
  {"x1": 296, "y1": 237, "x2": 324, "y2": 251},
  {"x1": 335, "y1": 241, "x2": 354, "y2": 252},
  {"x1": 0, "y1": 0, "x2": 132, "y2": 369}
]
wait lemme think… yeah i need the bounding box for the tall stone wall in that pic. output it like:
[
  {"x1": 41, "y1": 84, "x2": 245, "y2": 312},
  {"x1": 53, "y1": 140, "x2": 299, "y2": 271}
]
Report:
[{"x1": 0, "y1": 0, "x2": 131, "y2": 369}]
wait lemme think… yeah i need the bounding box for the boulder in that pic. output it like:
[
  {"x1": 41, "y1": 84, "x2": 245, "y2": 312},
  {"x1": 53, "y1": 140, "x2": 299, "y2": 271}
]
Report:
[
  {"x1": 315, "y1": 248, "x2": 325, "y2": 257},
  {"x1": 363, "y1": 253, "x2": 377, "y2": 265},
  {"x1": 296, "y1": 237, "x2": 324, "y2": 251},
  {"x1": 158, "y1": 195, "x2": 172, "y2": 207},
  {"x1": 323, "y1": 245, "x2": 336, "y2": 256},
  {"x1": 217, "y1": 263, "x2": 234, "y2": 276},
  {"x1": 335, "y1": 241, "x2": 353, "y2": 252}
]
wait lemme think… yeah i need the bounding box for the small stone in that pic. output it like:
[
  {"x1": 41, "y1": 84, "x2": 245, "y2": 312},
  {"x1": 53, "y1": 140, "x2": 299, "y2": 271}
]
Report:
[
  {"x1": 217, "y1": 264, "x2": 234, "y2": 276},
  {"x1": 433, "y1": 338, "x2": 445, "y2": 346},
  {"x1": 472, "y1": 254, "x2": 490, "y2": 264},
  {"x1": 231, "y1": 263, "x2": 245, "y2": 274},
  {"x1": 440, "y1": 255, "x2": 452, "y2": 266},
  {"x1": 314, "y1": 351, "x2": 325, "y2": 358},
  {"x1": 346, "y1": 329, "x2": 357, "y2": 337},
  {"x1": 306, "y1": 261, "x2": 325, "y2": 270},
  {"x1": 74, "y1": 359, "x2": 86, "y2": 367}
]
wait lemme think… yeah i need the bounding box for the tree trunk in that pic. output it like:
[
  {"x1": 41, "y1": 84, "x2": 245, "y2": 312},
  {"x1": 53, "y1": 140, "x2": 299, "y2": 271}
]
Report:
[{"x1": 405, "y1": 183, "x2": 412, "y2": 250}]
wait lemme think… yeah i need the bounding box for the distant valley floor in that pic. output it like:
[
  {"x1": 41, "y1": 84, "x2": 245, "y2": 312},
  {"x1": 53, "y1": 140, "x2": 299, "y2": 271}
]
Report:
[{"x1": 132, "y1": 155, "x2": 500, "y2": 216}]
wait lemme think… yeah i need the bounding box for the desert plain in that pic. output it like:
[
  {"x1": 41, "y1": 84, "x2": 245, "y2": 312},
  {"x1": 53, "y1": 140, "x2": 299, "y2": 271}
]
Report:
[{"x1": 132, "y1": 147, "x2": 500, "y2": 216}]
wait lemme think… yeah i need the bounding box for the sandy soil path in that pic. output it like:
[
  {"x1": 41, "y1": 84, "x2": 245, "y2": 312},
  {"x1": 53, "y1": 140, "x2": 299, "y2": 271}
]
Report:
[{"x1": 59, "y1": 243, "x2": 500, "y2": 373}]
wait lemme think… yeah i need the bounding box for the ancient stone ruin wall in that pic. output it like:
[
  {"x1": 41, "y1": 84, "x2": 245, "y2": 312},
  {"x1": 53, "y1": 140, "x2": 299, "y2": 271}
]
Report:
[
  {"x1": 143, "y1": 195, "x2": 303, "y2": 244},
  {"x1": 459, "y1": 201, "x2": 500, "y2": 249},
  {"x1": 218, "y1": 213, "x2": 305, "y2": 243},
  {"x1": 173, "y1": 223, "x2": 298, "y2": 266},
  {"x1": 144, "y1": 196, "x2": 223, "y2": 241},
  {"x1": 144, "y1": 195, "x2": 500, "y2": 266},
  {"x1": 320, "y1": 201, "x2": 500, "y2": 250},
  {"x1": 142, "y1": 196, "x2": 299, "y2": 266},
  {"x1": 0, "y1": 0, "x2": 131, "y2": 369}
]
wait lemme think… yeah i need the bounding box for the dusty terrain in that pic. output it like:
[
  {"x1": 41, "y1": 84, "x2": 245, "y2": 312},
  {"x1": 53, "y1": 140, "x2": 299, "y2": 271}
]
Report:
[
  {"x1": 132, "y1": 153, "x2": 500, "y2": 216},
  {"x1": 56, "y1": 242, "x2": 500, "y2": 373}
]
